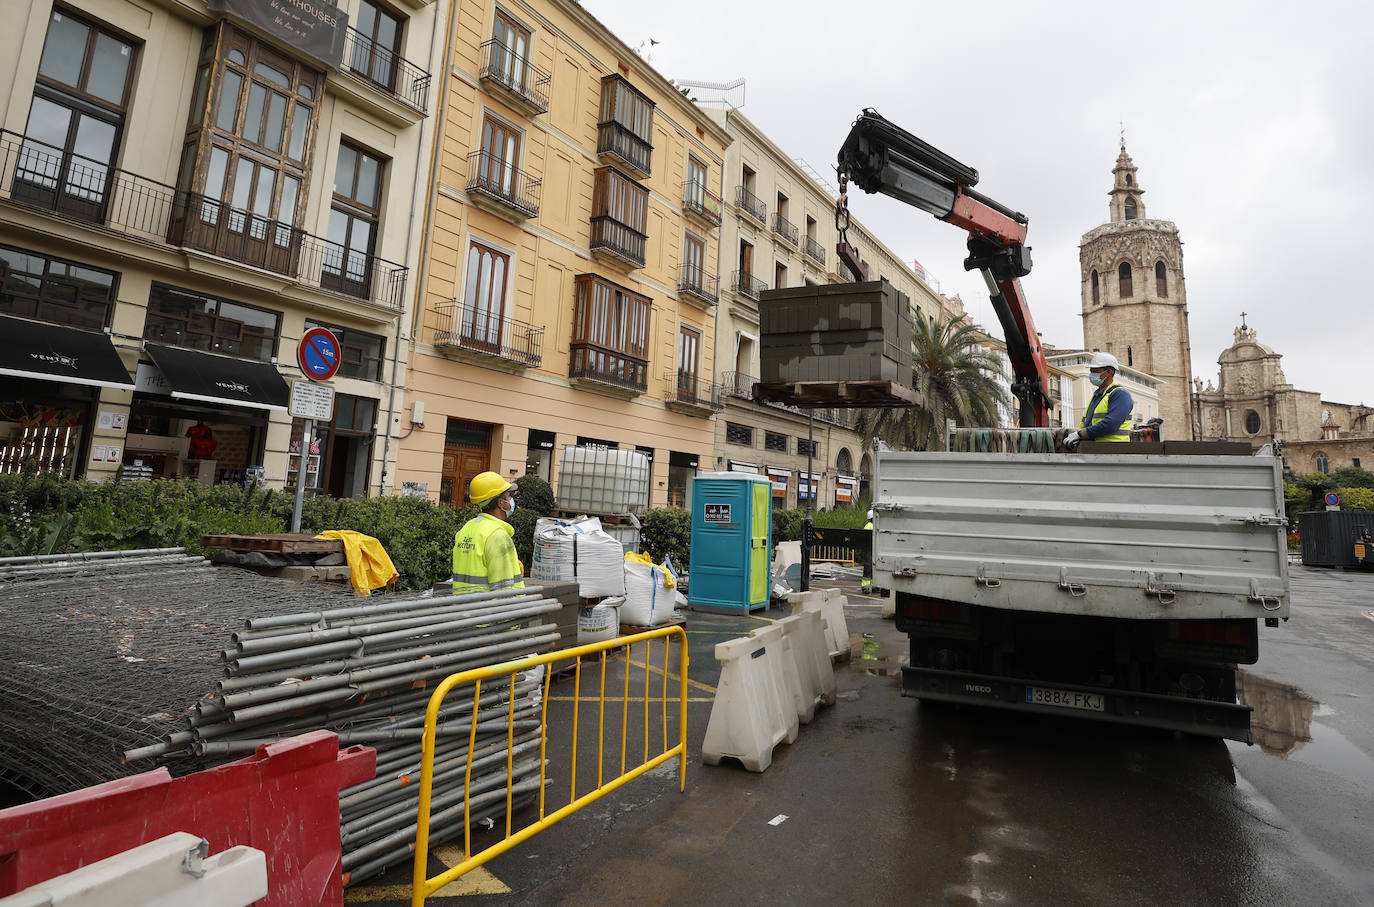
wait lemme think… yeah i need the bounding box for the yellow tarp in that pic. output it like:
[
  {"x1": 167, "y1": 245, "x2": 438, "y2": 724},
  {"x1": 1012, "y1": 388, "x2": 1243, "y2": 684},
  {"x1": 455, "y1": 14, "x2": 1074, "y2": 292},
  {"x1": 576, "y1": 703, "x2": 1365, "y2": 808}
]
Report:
[{"x1": 315, "y1": 530, "x2": 399, "y2": 596}]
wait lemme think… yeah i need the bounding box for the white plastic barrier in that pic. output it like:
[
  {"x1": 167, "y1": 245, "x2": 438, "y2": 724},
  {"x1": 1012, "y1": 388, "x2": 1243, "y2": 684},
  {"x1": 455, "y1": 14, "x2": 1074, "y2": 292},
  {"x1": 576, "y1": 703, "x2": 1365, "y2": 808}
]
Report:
[
  {"x1": 0, "y1": 832, "x2": 266, "y2": 907},
  {"x1": 747, "y1": 624, "x2": 801, "y2": 743},
  {"x1": 788, "y1": 589, "x2": 851, "y2": 661},
  {"x1": 782, "y1": 609, "x2": 836, "y2": 706},
  {"x1": 701, "y1": 635, "x2": 792, "y2": 772}
]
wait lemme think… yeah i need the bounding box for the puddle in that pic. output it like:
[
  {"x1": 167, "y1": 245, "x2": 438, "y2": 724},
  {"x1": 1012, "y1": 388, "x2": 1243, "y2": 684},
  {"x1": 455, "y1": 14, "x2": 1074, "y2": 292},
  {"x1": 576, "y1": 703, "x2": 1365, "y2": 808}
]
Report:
[
  {"x1": 854, "y1": 632, "x2": 908, "y2": 677},
  {"x1": 1237, "y1": 670, "x2": 1317, "y2": 757}
]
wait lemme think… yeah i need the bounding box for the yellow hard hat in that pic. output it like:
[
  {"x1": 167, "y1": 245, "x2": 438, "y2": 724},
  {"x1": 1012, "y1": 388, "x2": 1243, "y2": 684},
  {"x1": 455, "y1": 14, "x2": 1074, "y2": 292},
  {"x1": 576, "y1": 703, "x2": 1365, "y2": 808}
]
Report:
[{"x1": 469, "y1": 471, "x2": 512, "y2": 507}]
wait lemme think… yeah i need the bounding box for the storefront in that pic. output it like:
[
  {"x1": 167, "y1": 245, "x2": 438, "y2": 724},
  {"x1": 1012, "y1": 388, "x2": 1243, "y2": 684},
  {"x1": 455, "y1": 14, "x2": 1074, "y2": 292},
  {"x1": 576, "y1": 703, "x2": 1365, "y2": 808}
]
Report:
[
  {"x1": 525, "y1": 428, "x2": 555, "y2": 481},
  {"x1": 125, "y1": 344, "x2": 289, "y2": 484},
  {"x1": 287, "y1": 393, "x2": 378, "y2": 498},
  {"x1": 667, "y1": 450, "x2": 699, "y2": 508},
  {"x1": 766, "y1": 467, "x2": 790, "y2": 510}
]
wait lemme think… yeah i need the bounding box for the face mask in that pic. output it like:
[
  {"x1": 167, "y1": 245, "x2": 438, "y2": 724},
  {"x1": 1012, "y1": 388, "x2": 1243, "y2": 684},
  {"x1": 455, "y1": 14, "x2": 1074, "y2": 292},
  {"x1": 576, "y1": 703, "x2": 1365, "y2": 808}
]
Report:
[
  {"x1": 503, "y1": 498, "x2": 516, "y2": 516},
  {"x1": 1089, "y1": 372, "x2": 1104, "y2": 387}
]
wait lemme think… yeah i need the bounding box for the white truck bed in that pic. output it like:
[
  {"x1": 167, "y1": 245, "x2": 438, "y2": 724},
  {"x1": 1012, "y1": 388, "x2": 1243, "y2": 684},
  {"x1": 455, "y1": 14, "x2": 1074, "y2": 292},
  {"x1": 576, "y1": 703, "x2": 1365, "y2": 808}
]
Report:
[{"x1": 873, "y1": 452, "x2": 1289, "y2": 620}]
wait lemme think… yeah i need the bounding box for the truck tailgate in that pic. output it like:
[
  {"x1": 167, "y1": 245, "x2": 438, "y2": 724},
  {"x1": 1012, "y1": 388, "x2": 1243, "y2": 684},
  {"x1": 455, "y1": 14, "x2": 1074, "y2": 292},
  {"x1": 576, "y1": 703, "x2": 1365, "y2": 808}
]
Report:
[{"x1": 874, "y1": 452, "x2": 1289, "y2": 619}]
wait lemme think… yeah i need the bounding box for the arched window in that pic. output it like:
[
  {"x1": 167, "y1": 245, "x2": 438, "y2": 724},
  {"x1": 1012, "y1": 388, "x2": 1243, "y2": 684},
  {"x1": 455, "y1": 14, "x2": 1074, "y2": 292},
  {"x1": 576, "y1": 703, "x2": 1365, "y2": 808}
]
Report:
[
  {"x1": 1119, "y1": 262, "x2": 1133, "y2": 297},
  {"x1": 1125, "y1": 173, "x2": 1133, "y2": 186},
  {"x1": 1315, "y1": 453, "x2": 1330, "y2": 474},
  {"x1": 1090, "y1": 270, "x2": 1100, "y2": 305},
  {"x1": 1156, "y1": 261, "x2": 1168, "y2": 297},
  {"x1": 1124, "y1": 197, "x2": 1137, "y2": 219},
  {"x1": 836, "y1": 448, "x2": 852, "y2": 473},
  {"x1": 1127, "y1": 346, "x2": 1133, "y2": 367},
  {"x1": 1245, "y1": 410, "x2": 1261, "y2": 434}
]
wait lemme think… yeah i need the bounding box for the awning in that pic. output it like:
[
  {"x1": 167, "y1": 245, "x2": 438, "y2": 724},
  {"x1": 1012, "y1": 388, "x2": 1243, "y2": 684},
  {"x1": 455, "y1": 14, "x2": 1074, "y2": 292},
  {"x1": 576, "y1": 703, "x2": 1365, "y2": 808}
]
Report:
[
  {"x1": 144, "y1": 343, "x2": 289, "y2": 412},
  {"x1": 0, "y1": 314, "x2": 134, "y2": 389}
]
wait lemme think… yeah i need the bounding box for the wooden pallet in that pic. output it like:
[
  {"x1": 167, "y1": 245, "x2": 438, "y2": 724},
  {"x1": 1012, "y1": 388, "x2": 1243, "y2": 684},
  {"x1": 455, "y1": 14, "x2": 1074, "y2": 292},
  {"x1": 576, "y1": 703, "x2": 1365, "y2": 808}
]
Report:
[
  {"x1": 199, "y1": 533, "x2": 343, "y2": 554},
  {"x1": 752, "y1": 379, "x2": 922, "y2": 409}
]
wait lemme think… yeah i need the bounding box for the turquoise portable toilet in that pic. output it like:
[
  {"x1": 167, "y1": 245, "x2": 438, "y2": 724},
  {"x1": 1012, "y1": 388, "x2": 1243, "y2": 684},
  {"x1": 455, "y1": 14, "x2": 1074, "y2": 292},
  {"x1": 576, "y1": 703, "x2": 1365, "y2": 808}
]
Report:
[{"x1": 687, "y1": 472, "x2": 772, "y2": 613}]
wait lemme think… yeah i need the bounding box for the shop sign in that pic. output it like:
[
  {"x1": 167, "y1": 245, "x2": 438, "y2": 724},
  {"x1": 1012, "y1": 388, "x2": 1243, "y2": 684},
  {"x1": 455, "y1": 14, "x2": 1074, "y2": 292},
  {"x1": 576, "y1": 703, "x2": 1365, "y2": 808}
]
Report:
[{"x1": 208, "y1": 0, "x2": 349, "y2": 69}]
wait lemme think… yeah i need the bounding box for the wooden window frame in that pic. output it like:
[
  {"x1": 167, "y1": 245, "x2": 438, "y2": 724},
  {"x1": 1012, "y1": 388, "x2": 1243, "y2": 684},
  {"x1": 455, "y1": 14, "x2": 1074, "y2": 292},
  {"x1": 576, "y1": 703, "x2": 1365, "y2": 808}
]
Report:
[
  {"x1": 351, "y1": 0, "x2": 404, "y2": 92},
  {"x1": 678, "y1": 323, "x2": 701, "y2": 392},
  {"x1": 460, "y1": 239, "x2": 511, "y2": 352},
  {"x1": 305, "y1": 319, "x2": 386, "y2": 382},
  {"x1": 1118, "y1": 261, "x2": 1132, "y2": 298}
]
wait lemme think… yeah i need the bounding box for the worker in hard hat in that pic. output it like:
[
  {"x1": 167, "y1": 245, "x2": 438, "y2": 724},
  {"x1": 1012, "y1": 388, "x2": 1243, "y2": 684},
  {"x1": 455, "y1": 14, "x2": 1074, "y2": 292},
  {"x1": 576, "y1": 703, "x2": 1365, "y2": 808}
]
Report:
[
  {"x1": 1064, "y1": 352, "x2": 1134, "y2": 450},
  {"x1": 861, "y1": 509, "x2": 875, "y2": 594},
  {"x1": 451, "y1": 472, "x2": 525, "y2": 594}
]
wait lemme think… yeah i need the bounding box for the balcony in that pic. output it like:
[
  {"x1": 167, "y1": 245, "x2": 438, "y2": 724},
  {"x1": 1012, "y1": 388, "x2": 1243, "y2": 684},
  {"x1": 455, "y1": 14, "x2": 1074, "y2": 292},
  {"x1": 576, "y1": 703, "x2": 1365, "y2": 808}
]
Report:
[
  {"x1": 718, "y1": 371, "x2": 757, "y2": 400},
  {"x1": 771, "y1": 212, "x2": 799, "y2": 246},
  {"x1": 341, "y1": 27, "x2": 431, "y2": 113},
  {"x1": 678, "y1": 266, "x2": 719, "y2": 307},
  {"x1": 569, "y1": 342, "x2": 648, "y2": 398},
  {"x1": 804, "y1": 235, "x2": 826, "y2": 266},
  {"x1": 664, "y1": 372, "x2": 723, "y2": 416},
  {"x1": 734, "y1": 186, "x2": 766, "y2": 225},
  {"x1": 433, "y1": 298, "x2": 543, "y2": 371},
  {"x1": 596, "y1": 122, "x2": 652, "y2": 179},
  {"x1": 733, "y1": 270, "x2": 767, "y2": 301},
  {"x1": 0, "y1": 130, "x2": 408, "y2": 314},
  {"x1": 682, "y1": 180, "x2": 722, "y2": 228},
  {"x1": 478, "y1": 39, "x2": 550, "y2": 116},
  {"x1": 465, "y1": 150, "x2": 540, "y2": 220},
  {"x1": 589, "y1": 215, "x2": 646, "y2": 270}
]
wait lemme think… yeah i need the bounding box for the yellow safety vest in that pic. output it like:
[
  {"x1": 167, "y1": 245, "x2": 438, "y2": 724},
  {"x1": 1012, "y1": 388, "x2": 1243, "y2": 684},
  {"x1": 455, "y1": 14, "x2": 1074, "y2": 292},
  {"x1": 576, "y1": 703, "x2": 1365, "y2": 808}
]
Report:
[
  {"x1": 452, "y1": 514, "x2": 525, "y2": 594},
  {"x1": 1080, "y1": 382, "x2": 1131, "y2": 442}
]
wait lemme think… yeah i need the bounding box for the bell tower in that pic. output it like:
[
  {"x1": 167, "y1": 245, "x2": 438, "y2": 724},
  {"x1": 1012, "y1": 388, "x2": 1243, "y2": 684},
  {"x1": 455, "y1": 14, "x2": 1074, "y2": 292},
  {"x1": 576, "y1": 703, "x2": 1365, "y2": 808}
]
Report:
[{"x1": 1080, "y1": 143, "x2": 1195, "y2": 439}]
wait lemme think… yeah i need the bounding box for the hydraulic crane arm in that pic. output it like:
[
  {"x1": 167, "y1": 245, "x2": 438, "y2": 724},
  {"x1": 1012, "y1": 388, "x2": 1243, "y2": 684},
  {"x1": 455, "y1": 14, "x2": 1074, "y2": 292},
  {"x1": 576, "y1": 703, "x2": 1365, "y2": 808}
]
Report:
[{"x1": 836, "y1": 109, "x2": 1052, "y2": 428}]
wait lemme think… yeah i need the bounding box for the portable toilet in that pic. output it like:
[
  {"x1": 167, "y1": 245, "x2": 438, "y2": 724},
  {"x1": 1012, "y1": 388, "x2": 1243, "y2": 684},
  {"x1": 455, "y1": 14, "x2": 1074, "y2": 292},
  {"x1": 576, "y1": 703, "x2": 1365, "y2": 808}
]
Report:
[{"x1": 687, "y1": 472, "x2": 772, "y2": 613}]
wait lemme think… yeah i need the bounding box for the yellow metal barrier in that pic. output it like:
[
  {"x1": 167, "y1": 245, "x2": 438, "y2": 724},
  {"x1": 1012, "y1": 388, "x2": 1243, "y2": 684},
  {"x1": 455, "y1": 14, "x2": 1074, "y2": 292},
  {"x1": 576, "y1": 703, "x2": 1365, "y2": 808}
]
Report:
[
  {"x1": 811, "y1": 545, "x2": 857, "y2": 566},
  {"x1": 410, "y1": 626, "x2": 689, "y2": 905}
]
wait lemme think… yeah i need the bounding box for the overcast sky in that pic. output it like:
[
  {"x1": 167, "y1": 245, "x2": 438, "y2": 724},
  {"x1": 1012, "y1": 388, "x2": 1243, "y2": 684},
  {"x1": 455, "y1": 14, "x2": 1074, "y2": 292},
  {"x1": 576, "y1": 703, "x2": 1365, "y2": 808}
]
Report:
[{"x1": 585, "y1": 0, "x2": 1372, "y2": 404}]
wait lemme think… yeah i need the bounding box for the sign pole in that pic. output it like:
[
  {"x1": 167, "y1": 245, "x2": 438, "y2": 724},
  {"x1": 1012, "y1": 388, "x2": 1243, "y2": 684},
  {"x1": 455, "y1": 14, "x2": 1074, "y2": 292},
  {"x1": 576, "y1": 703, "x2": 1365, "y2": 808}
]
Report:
[{"x1": 291, "y1": 418, "x2": 313, "y2": 533}]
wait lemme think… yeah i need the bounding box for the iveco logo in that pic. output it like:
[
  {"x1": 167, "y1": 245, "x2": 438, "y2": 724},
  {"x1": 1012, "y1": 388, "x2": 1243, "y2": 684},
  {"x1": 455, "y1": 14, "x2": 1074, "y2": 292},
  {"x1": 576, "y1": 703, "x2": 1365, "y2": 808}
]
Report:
[
  {"x1": 964, "y1": 684, "x2": 992, "y2": 694},
  {"x1": 215, "y1": 380, "x2": 251, "y2": 394},
  {"x1": 31, "y1": 352, "x2": 78, "y2": 369}
]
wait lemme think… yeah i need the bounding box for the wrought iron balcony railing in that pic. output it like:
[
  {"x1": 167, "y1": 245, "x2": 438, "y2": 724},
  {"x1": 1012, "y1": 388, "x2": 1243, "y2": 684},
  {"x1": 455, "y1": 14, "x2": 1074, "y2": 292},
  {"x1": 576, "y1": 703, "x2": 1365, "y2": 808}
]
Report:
[
  {"x1": 589, "y1": 215, "x2": 646, "y2": 268},
  {"x1": 596, "y1": 121, "x2": 652, "y2": 177},
  {"x1": 678, "y1": 266, "x2": 719, "y2": 305},
  {"x1": 804, "y1": 235, "x2": 826, "y2": 265},
  {"x1": 733, "y1": 270, "x2": 767, "y2": 301},
  {"x1": 465, "y1": 150, "x2": 540, "y2": 218},
  {"x1": 682, "y1": 180, "x2": 722, "y2": 227},
  {"x1": 0, "y1": 130, "x2": 408, "y2": 312},
  {"x1": 664, "y1": 372, "x2": 723, "y2": 413},
  {"x1": 569, "y1": 341, "x2": 648, "y2": 393},
  {"x1": 478, "y1": 39, "x2": 551, "y2": 115},
  {"x1": 433, "y1": 297, "x2": 543, "y2": 367},
  {"x1": 734, "y1": 186, "x2": 766, "y2": 224},
  {"x1": 341, "y1": 26, "x2": 431, "y2": 112},
  {"x1": 771, "y1": 212, "x2": 799, "y2": 246},
  {"x1": 718, "y1": 371, "x2": 757, "y2": 400}
]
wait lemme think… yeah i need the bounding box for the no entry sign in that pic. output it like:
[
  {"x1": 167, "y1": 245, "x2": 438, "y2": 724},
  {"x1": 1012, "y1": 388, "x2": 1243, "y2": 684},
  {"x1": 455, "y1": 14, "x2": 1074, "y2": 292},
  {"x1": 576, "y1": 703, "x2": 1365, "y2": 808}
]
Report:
[{"x1": 298, "y1": 327, "x2": 341, "y2": 381}]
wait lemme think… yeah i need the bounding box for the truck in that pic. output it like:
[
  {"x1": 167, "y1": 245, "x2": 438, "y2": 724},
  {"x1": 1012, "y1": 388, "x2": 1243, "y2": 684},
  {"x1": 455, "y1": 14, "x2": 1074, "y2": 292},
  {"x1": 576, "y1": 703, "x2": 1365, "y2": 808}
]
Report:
[{"x1": 823, "y1": 112, "x2": 1288, "y2": 742}]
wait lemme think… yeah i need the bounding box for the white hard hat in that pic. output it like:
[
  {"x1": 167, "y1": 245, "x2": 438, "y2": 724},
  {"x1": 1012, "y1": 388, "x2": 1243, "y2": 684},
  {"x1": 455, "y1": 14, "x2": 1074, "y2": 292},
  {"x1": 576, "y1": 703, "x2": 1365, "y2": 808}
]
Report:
[
  {"x1": 867, "y1": 509, "x2": 874, "y2": 520},
  {"x1": 1088, "y1": 351, "x2": 1120, "y2": 371}
]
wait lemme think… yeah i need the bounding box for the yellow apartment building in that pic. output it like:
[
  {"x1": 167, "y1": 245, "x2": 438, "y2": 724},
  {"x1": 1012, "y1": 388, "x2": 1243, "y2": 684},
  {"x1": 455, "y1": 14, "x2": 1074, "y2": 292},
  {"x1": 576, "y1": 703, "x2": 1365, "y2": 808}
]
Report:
[
  {"x1": 705, "y1": 108, "x2": 956, "y2": 507},
  {"x1": 395, "y1": 0, "x2": 730, "y2": 509},
  {"x1": 0, "y1": 0, "x2": 443, "y2": 494}
]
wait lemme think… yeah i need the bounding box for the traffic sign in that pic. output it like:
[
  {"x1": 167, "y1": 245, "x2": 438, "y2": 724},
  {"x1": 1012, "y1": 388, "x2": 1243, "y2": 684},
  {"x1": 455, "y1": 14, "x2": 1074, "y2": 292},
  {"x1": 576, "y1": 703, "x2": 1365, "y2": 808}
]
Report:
[
  {"x1": 298, "y1": 327, "x2": 341, "y2": 381},
  {"x1": 1325, "y1": 492, "x2": 1340, "y2": 508},
  {"x1": 289, "y1": 380, "x2": 335, "y2": 421}
]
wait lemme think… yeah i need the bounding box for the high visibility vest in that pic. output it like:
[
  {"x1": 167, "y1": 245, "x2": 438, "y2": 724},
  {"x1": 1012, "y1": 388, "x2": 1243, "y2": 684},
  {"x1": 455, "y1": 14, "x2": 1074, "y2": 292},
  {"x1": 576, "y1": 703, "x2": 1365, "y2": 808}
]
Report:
[
  {"x1": 1080, "y1": 382, "x2": 1131, "y2": 442},
  {"x1": 452, "y1": 514, "x2": 525, "y2": 594}
]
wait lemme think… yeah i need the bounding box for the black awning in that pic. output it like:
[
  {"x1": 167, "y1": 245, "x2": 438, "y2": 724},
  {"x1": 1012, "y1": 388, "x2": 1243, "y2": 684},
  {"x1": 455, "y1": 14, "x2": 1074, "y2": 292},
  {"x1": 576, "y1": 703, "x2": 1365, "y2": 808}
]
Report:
[
  {"x1": 0, "y1": 314, "x2": 134, "y2": 389},
  {"x1": 144, "y1": 343, "x2": 289, "y2": 412}
]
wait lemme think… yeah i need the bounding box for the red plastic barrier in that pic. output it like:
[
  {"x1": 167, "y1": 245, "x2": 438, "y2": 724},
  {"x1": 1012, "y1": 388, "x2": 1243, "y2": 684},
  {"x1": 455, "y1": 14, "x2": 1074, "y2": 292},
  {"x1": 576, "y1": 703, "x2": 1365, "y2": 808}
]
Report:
[{"x1": 0, "y1": 731, "x2": 375, "y2": 906}]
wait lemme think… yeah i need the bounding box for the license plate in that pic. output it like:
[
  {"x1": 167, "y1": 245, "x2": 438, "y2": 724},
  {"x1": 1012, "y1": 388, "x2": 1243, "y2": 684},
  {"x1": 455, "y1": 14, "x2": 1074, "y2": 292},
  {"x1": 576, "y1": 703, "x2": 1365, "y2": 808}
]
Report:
[{"x1": 1025, "y1": 686, "x2": 1104, "y2": 712}]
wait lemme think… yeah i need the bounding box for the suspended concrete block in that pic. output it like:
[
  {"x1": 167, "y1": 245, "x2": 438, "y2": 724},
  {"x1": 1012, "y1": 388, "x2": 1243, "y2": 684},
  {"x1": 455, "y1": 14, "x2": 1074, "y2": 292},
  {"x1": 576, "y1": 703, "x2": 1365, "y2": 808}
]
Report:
[
  {"x1": 749, "y1": 624, "x2": 803, "y2": 736},
  {"x1": 701, "y1": 635, "x2": 792, "y2": 772}
]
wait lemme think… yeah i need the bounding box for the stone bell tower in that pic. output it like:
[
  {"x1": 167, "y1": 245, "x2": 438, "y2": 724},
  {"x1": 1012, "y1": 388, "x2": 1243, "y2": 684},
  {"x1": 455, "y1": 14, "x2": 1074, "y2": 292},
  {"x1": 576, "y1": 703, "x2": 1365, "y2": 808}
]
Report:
[{"x1": 1080, "y1": 144, "x2": 1195, "y2": 439}]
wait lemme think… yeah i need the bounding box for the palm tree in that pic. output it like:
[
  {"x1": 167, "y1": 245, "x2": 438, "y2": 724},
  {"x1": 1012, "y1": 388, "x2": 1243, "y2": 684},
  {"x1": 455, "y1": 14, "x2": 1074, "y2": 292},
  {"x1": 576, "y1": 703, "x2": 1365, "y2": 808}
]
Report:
[{"x1": 854, "y1": 314, "x2": 1009, "y2": 450}]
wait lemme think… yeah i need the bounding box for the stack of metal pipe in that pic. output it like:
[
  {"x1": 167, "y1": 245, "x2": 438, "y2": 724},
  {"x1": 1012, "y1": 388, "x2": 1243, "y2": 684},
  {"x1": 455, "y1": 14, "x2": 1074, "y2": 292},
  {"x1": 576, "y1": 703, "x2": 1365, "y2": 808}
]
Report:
[{"x1": 121, "y1": 585, "x2": 561, "y2": 886}]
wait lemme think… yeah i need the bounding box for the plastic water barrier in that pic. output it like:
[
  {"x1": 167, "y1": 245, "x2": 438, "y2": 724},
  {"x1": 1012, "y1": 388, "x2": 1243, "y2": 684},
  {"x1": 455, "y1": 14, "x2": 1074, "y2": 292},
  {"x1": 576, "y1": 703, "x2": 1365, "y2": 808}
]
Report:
[{"x1": 410, "y1": 627, "x2": 689, "y2": 906}]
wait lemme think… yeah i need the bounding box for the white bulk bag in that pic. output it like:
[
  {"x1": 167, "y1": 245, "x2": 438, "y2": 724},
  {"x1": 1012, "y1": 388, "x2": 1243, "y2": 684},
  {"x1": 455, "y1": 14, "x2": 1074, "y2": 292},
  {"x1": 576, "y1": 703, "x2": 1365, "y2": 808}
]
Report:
[
  {"x1": 530, "y1": 516, "x2": 626, "y2": 597},
  {"x1": 620, "y1": 553, "x2": 676, "y2": 627}
]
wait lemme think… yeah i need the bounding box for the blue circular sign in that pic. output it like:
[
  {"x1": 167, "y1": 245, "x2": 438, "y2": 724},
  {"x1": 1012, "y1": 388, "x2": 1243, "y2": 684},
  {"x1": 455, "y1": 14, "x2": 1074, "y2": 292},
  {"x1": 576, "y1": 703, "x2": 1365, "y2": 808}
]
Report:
[
  {"x1": 298, "y1": 327, "x2": 341, "y2": 381},
  {"x1": 1325, "y1": 492, "x2": 1340, "y2": 506}
]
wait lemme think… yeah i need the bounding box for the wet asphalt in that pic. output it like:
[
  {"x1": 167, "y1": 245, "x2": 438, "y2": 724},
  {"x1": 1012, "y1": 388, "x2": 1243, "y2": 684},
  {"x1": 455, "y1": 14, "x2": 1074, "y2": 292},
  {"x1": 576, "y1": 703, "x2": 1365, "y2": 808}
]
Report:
[{"x1": 351, "y1": 564, "x2": 1374, "y2": 905}]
